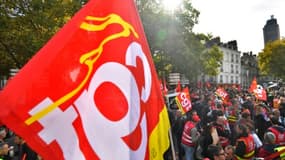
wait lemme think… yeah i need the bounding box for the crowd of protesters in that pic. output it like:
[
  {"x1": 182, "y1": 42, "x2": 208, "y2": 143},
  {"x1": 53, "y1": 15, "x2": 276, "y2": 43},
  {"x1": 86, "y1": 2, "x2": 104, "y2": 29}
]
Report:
[
  {"x1": 0, "y1": 124, "x2": 40, "y2": 160},
  {"x1": 165, "y1": 82, "x2": 285, "y2": 160}
]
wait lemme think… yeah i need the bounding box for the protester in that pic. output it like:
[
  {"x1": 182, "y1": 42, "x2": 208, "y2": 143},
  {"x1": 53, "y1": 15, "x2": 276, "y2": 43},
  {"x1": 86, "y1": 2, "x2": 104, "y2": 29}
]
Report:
[
  {"x1": 212, "y1": 110, "x2": 230, "y2": 148},
  {"x1": 234, "y1": 124, "x2": 255, "y2": 160},
  {"x1": 0, "y1": 126, "x2": 17, "y2": 160},
  {"x1": 181, "y1": 110, "x2": 201, "y2": 160},
  {"x1": 254, "y1": 104, "x2": 271, "y2": 141},
  {"x1": 257, "y1": 131, "x2": 278, "y2": 158},
  {"x1": 206, "y1": 144, "x2": 226, "y2": 160},
  {"x1": 0, "y1": 144, "x2": 9, "y2": 157},
  {"x1": 267, "y1": 116, "x2": 285, "y2": 146},
  {"x1": 14, "y1": 135, "x2": 38, "y2": 160},
  {"x1": 224, "y1": 145, "x2": 234, "y2": 160},
  {"x1": 272, "y1": 108, "x2": 285, "y2": 127},
  {"x1": 172, "y1": 110, "x2": 187, "y2": 160}
]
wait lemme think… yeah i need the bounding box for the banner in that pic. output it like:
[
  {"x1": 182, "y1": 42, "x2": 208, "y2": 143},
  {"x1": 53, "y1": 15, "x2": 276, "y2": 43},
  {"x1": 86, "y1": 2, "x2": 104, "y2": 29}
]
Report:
[
  {"x1": 175, "y1": 87, "x2": 192, "y2": 114},
  {"x1": 254, "y1": 85, "x2": 267, "y2": 101},
  {"x1": 248, "y1": 77, "x2": 267, "y2": 101},
  {"x1": 215, "y1": 87, "x2": 229, "y2": 103},
  {"x1": 0, "y1": 0, "x2": 170, "y2": 159}
]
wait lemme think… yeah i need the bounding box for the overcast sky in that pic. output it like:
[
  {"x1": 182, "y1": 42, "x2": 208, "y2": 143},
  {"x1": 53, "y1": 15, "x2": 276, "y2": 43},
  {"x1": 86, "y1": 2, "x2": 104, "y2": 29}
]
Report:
[{"x1": 191, "y1": 0, "x2": 285, "y2": 55}]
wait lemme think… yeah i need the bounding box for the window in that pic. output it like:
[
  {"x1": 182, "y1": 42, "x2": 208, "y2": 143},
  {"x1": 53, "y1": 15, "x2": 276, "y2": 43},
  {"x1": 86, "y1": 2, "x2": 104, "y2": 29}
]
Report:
[
  {"x1": 236, "y1": 55, "x2": 239, "y2": 63},
  {"x1": 231, "y1": 54, "x2": 234, "y2": 62},
  {"x1": 236, "y1": 76, "x2": 239, "y2": 83},
  {"x1": 220, "y1": 75, "x2": 223, "y2": 83},
  {"x1": 231, "y1": 64, "x2": 234, "y2": 73},
  {"x1": 236, "y1": 65, "x2": 239, "y2": 74},
  {"x1": 230, "y1": 76, "x2": 234, "y2": 83}
]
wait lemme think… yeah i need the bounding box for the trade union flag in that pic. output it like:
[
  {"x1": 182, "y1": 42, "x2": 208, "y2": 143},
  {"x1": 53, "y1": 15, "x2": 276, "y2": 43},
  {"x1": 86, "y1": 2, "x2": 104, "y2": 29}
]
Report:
[
  {"x1": 175, "y1": 87, "x2": 192, "y2": 114},
  {"x1": 0, "y1": 0, "x2": 170, "y2": 159}
]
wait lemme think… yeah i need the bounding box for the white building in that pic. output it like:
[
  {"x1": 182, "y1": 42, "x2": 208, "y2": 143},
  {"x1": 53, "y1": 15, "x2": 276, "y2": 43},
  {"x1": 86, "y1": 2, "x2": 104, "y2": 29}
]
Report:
[
  {"x1": 202, "y1": 39, "x2": 241, "y2": 86},
  {"x1": 217, "y1": 45, "x2": 241, "y2": 85}
]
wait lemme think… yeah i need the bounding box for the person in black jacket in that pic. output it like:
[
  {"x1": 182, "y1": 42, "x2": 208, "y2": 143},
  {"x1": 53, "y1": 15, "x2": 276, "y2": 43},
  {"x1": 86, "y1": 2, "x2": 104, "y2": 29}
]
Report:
[
  {"x1": 14, "y1": 135, "x2": 38, "y2": 160},
  {"x1": 254, "y1": 104, "x2": 271, "y2": 141}
]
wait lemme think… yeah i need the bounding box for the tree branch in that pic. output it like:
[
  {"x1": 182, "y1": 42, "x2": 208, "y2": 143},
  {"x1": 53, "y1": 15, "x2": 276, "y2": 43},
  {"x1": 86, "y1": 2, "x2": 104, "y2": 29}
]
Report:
[{"x1": 0, "y1": 40, "x2": 22, "y2": 68}]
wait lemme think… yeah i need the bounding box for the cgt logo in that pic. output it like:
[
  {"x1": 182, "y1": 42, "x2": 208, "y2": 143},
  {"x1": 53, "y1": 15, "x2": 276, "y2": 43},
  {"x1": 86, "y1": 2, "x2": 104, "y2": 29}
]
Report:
[
  {"x1": 29, "y1": 42, "x2": 151, "y2": 160},
  {"x1": 27, "y1": 14, "x2": 152, "y2": 160}
]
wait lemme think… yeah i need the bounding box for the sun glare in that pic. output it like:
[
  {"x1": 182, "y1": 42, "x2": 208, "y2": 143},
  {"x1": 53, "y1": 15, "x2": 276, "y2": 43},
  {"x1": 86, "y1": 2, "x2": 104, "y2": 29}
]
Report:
[{"x1": 162, "y1": 0, "x2": 181, "y2": 12}]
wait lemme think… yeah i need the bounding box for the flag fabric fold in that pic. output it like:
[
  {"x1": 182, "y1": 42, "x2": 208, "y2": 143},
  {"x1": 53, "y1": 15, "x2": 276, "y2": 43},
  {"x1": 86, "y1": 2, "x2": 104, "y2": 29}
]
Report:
[{"x1": 0, "y1": 0, "x2": 170, "y2": 159}]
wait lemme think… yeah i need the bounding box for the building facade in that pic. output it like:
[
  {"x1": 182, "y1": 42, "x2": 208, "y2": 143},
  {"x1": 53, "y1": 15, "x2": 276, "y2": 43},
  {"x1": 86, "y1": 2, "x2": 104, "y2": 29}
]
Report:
[
  {"x1": 263, "y1": 15, "x2": 280, "y2": 46},
  {"x1": 203, "y1": 38, "x2": 241, "y2": 86},
  {"x1": 216, "y1": 41, "x2": 241, "y2": 85},
  {"x1": 240, "y1": 52, "x2": 258, "y2": 89}
]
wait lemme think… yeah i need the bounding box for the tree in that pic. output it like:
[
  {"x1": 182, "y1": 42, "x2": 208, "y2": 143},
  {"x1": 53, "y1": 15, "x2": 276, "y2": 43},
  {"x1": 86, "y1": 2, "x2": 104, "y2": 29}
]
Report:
[
  {"x1": 0, "y1": 0, "x2": 87, "y2": 77},
  {"x1": 258, "y1": 38, "x2": 285, "y2": 79},
  {"x1": 137, "y1": 0, "x2": 207, "y2": 81},
  {"x1": 201, "y1": 45, "x2": 223, "y2": 76}
]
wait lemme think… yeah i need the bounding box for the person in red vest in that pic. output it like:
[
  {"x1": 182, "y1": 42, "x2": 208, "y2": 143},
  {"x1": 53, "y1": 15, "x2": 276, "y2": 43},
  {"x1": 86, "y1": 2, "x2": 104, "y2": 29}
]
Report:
[
  {"x1": 267, "y1": 116, "x2": 285, "y2": 146},
  {"x1": 234, "y1": 124, "x2": 255, "y2": 160},
  {"x1": 257, "y1": 131, "x2": 278, "y2": 158},
  {"x1": 181, "y1": 110, "x2": 201, "y2": 160}
]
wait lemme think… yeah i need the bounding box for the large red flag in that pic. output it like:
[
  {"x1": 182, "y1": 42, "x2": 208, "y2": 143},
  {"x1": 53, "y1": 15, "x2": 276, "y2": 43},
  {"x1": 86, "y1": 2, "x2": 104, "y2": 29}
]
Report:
[{"x1": 0, "y1": 1, "x2": 170, "y2": 160}]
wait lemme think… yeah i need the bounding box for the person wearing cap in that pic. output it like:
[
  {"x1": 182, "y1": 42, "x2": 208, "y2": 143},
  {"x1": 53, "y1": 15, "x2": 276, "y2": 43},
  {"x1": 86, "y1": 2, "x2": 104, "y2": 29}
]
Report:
[{"x1": 181, "y1": 110, "x2": 201, "y2": 160}]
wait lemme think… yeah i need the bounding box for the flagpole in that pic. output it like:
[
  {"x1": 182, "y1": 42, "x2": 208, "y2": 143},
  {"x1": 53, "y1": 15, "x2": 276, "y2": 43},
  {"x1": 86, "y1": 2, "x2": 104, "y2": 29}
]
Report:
[{"x1": 168, "y1": 128, "x2": 177, "y2": 160}]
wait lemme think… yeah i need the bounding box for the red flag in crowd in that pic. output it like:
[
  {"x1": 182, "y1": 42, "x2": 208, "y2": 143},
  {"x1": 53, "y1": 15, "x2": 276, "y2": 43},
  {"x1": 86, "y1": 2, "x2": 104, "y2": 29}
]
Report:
[
  {"x1": 254, "y1": 85, "x2": 267, "y2": 101},
  {"x1": 248, "y1": 77, "x2": 267, "y2": 101},
  {"x1": 159, "y1": 79, "x2": 168, "y2": 95},
  {"x1": 215, "y1": 87, "x2": 229, "y2": 103},
  {"x1": 175, "y1": 80, "x2": 181, "y2": 92},
  {"x1": 163, "y1": 78, "x2": 168, "y2": 95},
  {"x1": 175, "y1": 87, "x2": 192, "y2": 114},
  {"x1": 0, "y1": 0, "x2": 170, "y2": 160},
  {"x1": 248, "y1": 77, "x2": 257, "y2": 93}
]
